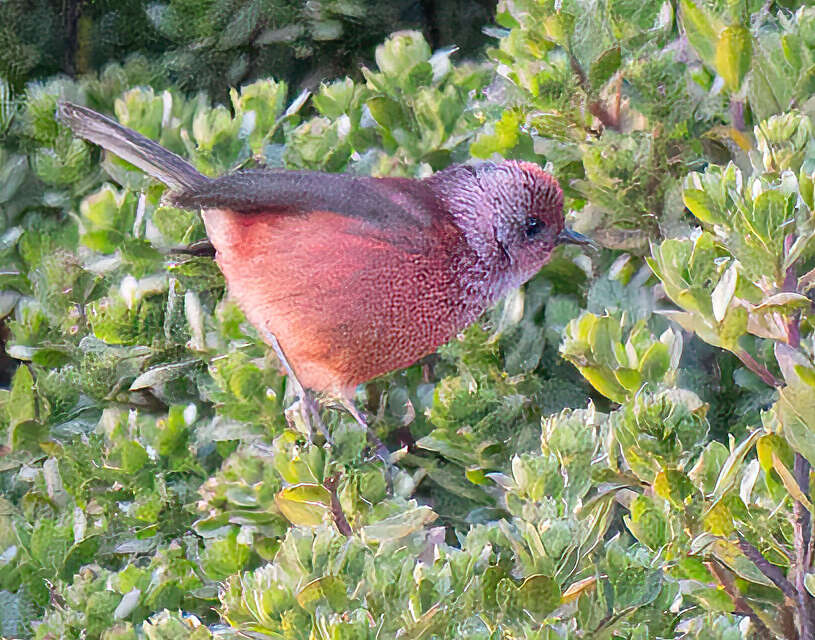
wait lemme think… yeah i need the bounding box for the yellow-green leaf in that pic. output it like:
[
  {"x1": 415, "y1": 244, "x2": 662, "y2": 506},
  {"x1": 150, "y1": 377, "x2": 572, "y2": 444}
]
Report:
[
  {"x1": 561, "y1": 576, "x2": 597, "y2": 604},
  {"x1": 274, "y1": 483, "x2": 331, "y2": 526},
  {"x1": 680, "y1": 0, "x2": 720, "y2": 67},
  {"x1": 703, "y1": 499, "x2": 734, "y2": 536},
  {"x1": 295, "y1": 576, "x2": 348, "y2": 613},
  {"x1": 771, "y1": 452, "x2": 814, "y2": 511},
  {"x1": 715, "y1": 26, "x2": 752, "y2": 92}
]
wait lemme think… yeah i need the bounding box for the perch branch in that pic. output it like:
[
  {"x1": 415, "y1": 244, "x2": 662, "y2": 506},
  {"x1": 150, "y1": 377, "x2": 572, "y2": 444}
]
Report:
[
  {"x1": 736, "y1": 349, "x2": 781, "y2": 387},
  {"x1": 707, "y1": 560, "x2": 775, "y2": 640},
  {"x1": 793, "y1": 454, "x2": 815, "y2": 640},
  {"x1": 737, "y1": 534, "x2": 797, "y2": 599},
  {"x1": 324, "y1": 473, "x2": 352, "y2": 537}
]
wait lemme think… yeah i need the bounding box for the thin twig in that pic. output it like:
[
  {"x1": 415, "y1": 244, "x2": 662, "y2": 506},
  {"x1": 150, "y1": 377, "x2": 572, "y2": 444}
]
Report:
[
  {"x1": 730, "y1": 98, "x2": 746, "y2": 131},
  {"x1": 707, "y1": 560, "x2": 775, "y2": 640},
  {"x1": 784, "y1": 234, "x2": 801, "y2": 349},
  {"x1": 793, "y1": 454, "x2": 814, "y2": 640},
  {"x1": 736, "y1": 349, "x2": 782, "y2": 387},
  {"x1": 324, "y1": 473, "x2": 352, "y2": 537},
  {"x1": 737, "y1": 534, "x2": 797, "y2": 599},
  {"x1": 788, "y1": 316, "x2": 802, "y2": 350}
]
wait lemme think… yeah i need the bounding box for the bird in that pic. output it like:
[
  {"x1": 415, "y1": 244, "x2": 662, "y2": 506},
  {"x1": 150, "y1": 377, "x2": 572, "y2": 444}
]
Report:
[{"x1": 58, "y1": 101, "x2": 591, "y2": 450}]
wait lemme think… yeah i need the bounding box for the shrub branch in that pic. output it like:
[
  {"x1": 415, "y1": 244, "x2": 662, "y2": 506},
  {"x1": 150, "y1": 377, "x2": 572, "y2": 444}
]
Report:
[{"x1": 707, "y1": 560, "x2": 775, "y2": 640}]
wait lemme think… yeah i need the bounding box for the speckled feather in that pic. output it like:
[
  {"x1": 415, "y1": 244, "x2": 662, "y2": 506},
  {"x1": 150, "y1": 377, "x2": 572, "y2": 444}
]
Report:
[
  {"x1": 201, "y1": 206, "x2": 476, "y2": 395},
  {"x1": 58, "y1": 102, "x2": 566, "y2": 396},
  {"x1": 201, "y1": 162, "x2": 564, "y2": 395}
]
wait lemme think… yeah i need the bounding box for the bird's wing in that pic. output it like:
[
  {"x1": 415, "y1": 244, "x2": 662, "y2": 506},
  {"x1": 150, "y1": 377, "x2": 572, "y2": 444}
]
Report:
[{"x1": 169, "y1": 169, "x2": 444, "y2": 252}]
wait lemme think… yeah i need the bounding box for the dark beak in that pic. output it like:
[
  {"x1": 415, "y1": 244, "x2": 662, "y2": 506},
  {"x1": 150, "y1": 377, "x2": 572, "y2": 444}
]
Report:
[{"x1": 557, "y1": 228, "x2": 598, "y2": 249}]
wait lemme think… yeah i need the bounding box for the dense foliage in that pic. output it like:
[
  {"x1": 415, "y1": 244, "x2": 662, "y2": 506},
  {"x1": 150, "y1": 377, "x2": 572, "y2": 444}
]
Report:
[
  {"x1": 0, "y1": 0, "x2": 496, "y2": 98},
  {"x1": 2, "y1": 0, "x2": 815, "y2": 638}
]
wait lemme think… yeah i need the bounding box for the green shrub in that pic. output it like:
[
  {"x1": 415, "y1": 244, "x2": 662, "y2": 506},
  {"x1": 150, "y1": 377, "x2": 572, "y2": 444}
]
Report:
[{"x1": 3, "y1": 2, "x2": 815, "y2": 638}]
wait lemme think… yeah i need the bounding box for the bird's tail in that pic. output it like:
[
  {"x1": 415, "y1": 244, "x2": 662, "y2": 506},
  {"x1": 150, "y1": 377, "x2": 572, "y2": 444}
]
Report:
[{"x1": 57, "y1": 102, "x2": 208, "y2": 192}]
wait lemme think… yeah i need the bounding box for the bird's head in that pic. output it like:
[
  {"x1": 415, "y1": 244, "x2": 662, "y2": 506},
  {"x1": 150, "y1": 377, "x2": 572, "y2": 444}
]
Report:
[{"x1": 429, "y1": 160, "x2": 591, "y2": 285}]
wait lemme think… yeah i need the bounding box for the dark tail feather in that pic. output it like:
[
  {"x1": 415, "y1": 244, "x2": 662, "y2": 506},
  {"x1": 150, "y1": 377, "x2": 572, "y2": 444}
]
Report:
[
  {"x1": 57, "y1": 102, "x2": 208, "y2": 192},
  {"x1": 169, "y1": 239, "x2": 216, "y2": 258}
]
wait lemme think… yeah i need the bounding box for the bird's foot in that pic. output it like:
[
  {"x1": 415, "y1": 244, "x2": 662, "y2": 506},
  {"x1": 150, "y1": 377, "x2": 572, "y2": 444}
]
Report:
[
  {"x1": 261, "y1": 328, "x2": 332, "y2": 445},
  {"x1": 300, "y1": 391, "x2": 333, "y2": 445},
  {"x1": 338, "y1": 397, "x2": 394, "y2": 493}
]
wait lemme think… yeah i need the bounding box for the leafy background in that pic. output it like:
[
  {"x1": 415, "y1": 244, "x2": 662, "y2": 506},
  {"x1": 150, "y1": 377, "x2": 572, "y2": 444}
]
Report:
[{"x1": 3, "y1": 0, "x2": 815, "y2": 638}]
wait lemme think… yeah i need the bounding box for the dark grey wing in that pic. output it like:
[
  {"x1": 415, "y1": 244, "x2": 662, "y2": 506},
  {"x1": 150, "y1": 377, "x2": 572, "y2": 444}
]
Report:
[{"x1": 168, "y1": 169, "x2": 441, "y2": 234}]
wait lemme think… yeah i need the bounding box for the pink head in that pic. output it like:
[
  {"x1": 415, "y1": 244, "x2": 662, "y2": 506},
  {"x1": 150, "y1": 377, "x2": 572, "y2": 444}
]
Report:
[{"x1": 428, "y1": 160, "x2": 585, "y2": 287}]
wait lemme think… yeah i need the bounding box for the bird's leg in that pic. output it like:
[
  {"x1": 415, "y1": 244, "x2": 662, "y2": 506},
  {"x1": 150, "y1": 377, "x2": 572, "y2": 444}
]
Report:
[
  {"x1": 337, "y1": 395, "x2": 393, "y2": 491},
  {"x1": 260, "y1": 328, "x2": 331, "y2": 444}
]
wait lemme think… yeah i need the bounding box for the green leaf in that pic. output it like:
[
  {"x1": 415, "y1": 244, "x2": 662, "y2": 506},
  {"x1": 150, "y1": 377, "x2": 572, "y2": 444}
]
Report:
[
  {"x1": 295, "y1": 576, "x2": 349, "y2": 614},
  {"x1": 626, "y1": 495, "x2": 669, "y2": 550},
  {"x1": 10, "y1": 419, "x2": 48, "y2": 452},
  {"x1": 152, "y1": 206, "x2": 202, "y2": 245},
  {"x1": 715, "y1": 26, "x2": 753, "y2": 92},
  {"x1": 771, "y1": 452, "x2": 813, "y2": 510},
  {"x1": 712, "y1": 429, "x2": 762, "y2": 499},
  {"x1": 777, "y1": 383, "x2": 815, "y2": 466},
  {"x1": 590, "y1": 45, "x2": 622, "y2": 91},
  {"x1": 151, "y1": 405, "x2": 189, "y2": 456},
  {"x1": 750, "y1": 190, "x2": 789, "y2": 246},
  {"x1": 756, "y1": 433, "x2": 794, "y2": 472},
  {"x1": 201, "y1": 529, "x2": 251, "y2": 580},
  {"x1": 542, "y1": 11, "x2": 575, "y2": 47},
  {"x1": 471, "y1": 110, "x2": 523, "y2": 158},
  {"x1": 711, "y1": 539, "x2": 774, "y2": 587},
  {"x1": 689, "y1": 441, "x2": 730, "y2": 494},
  {"x1": 577, "y1": 366, "x2": 628, "y2": 403},
  {"x1": 81, "y1": 184, "x2": 123, "y2": 230},
  {"x1": 654, "y1": 470, "x2": 695, "y2": 508},
  {"x1": 360, "y1": 505, "x2": 437, "y2": 542},
  {"x1": 711, "y1": 264, "x2": 737, "y2": 324},
  {"x1": 680, "y1": 0, "x2": 720, "y2": 67},
  {"x1": 638, "y1": 342, "x2": 670, "y2": 383},
  {"x1": 683, "y1": 188, "x2": 719, "y2": 225},
  {"x1": 116, "y1": 440, "x2": 150, "y2": 473},
  {"x1": 365, "y1": 96, "x2": 405, "y2": 132},
  {"x1": 806, "y1": 573, "x2": 815, "y2": 597},
  {"x1": 703, "y1": 500, "x2": 734, "y2": 536},
  {"x1": 130, "y1": 360, "x2": 199, "y2": 391},
  {"x1": 275, "y1": 483, "x2": 331, "y2": 526},
  {"x1": 312, "y1": 77, "x2": 359, "y2": 119},
  {"x1": 7, "y1": 365, "x2": 35, "y2": 428},
  {"x1": 517, "y1": 574, "x2": 562, "y2": 621},
  {"x1": 375, "y1": 31, "x2": 431, "y2": 76},
  {"x1": 31, "y1": 348, "x2": 72, "y2": 368}
]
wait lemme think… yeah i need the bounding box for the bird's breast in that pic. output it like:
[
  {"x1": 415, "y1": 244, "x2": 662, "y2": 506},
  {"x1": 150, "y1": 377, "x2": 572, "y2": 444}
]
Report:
[{"x1": 201, "y1": 208, "x2": 491, "y2": 395}]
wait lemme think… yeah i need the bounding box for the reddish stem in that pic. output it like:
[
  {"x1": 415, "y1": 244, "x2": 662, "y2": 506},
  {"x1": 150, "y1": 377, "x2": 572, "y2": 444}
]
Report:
[
  {"x1": 730, "y1": 99, "x2": 746, "y2": 131},
  {"x1": 706, "y1": 561, "x2": 775, "y2": 640},
  {"x1": 736, "y1": 349, "x2": 781, "y2": 387},
  {"x1": 793, "y1": 454, "x2": 815, "y2": 640},
  {"x1": 324, "y1": 473, "x2": 352, "y2": 537},
  {"x1": 737, "y1": 534, "x2": 797, "y2": 599}
]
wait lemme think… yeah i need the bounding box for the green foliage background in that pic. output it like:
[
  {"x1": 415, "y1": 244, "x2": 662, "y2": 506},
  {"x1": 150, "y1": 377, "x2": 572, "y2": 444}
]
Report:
[{"x1": 3, "y1": 0, "x2": 815, "y2": 638}]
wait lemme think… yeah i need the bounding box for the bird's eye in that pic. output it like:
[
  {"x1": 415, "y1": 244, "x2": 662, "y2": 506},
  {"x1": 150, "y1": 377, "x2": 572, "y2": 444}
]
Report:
[{"x1": 524, "y1": 216, "x2": 544, "y2": 238}]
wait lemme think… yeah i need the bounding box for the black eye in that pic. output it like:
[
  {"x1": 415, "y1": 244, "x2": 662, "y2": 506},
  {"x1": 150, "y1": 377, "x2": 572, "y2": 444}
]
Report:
[{"x1": 524, "y1": 216, "x2": 544, "y2": 238}]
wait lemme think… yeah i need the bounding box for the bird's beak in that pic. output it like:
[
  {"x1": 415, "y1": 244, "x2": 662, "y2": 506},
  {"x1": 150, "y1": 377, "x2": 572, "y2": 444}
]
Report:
[{"x1": 557, "y1": 227, "x2": 597, "y2": 249}]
